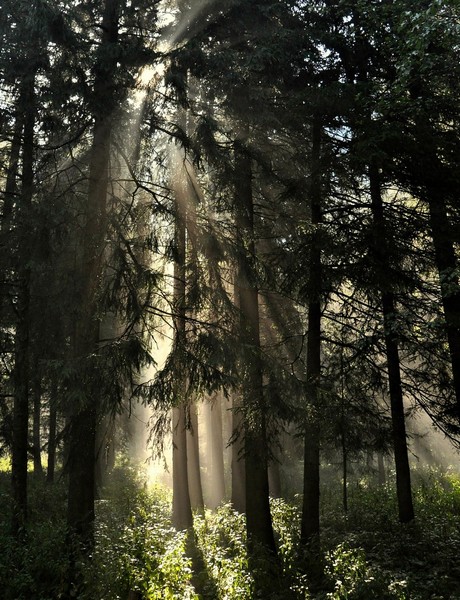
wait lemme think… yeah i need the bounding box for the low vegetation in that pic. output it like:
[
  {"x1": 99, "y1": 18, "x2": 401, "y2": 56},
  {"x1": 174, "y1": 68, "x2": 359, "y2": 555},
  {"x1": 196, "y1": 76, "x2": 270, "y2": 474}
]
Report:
[{"x1": 1, "y1": 463, "x2": 459, "y2": 599}]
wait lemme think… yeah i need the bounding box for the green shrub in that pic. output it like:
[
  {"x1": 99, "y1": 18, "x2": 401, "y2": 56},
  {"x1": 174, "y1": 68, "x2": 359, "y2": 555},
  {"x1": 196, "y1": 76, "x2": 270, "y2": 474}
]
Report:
[
  {"x1": 323, "y1": 542, "x2": 408, "y2": 600},
  {"x1": 83, "y1": 465, "x2": 197, "y2": 599},
  {"x1": 194, "y1": 504, "x2": 252, "y2": 600}
]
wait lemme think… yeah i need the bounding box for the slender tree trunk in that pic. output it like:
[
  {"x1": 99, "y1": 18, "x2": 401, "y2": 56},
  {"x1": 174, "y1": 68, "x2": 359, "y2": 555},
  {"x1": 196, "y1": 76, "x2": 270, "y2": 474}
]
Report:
[
  {"x1": 382, "y1": 297, "x2": 414, "y2": 522},
  {"x1": 1, "y1": 109, "x2": 23, "y2": 226},
  {"x1": 369, "y1": 162, "x2": 414, "y2": 523},
  {"x1": 427, "y1": 192, "x2": 460, "y2": 422},
  {"x1": 342, "y1": 430, "x2": 348, "y2": 513},
  {"x1": 0, "y1": 105, "x2": 23, "y2": 326},
  {"x1": 204, "y1": 396, "x2": 225, "y2": 509},
  {"x1": 406, "y1": 84, "x2": 460, "y2": 422},
  {"x1": 234, "y1": 131, "x2": 276, "y2": 557},
  {"x1": 301, "y1": 118, "x2": 322, "y2": 550},
  {"x1": 230, "y1": 258, "x2": 246, "y2": 513},
  {"x1": 171, "y1": 163, "x2": 193, "y2": 531},
  {"x1": 340, "y1": 346, "x2": 347, "y2": 513},
  {"x1": 377, "y1": 453, "x2": 386, "y2": 486},
  {"x1": 32, "y1": 360, "x2": 44, "y2": 479},
  {"x1": 301, "y1": 423, "x2": 320, "y2": 544},
  {"x1": 231, "y1": 391, "x2": 246, "y2": 513},
  {"x1": 186, "y1": 402, "x2": 204, "y2": 512},
  {"x1": 172, "y1": 405, "x2": 193, "y2": 529},
  {"x1": 95, "y1": 415, "x2": 115, "y2": 496},
  {"x1": 183, "y1": 137, "x2": 204, "y2": 514},
  {"x1": 268, "y1": 458, "x2": 281, "y2": 499},
  {"x1": 67, "y1": 0, "x2": 121, "y2": 557},
  {"x1": 47, "y1": 379, "x2": 58, "y2": 483},
  {"x1": 11, "y1": 74, "x2": 35, "y2": 537}
]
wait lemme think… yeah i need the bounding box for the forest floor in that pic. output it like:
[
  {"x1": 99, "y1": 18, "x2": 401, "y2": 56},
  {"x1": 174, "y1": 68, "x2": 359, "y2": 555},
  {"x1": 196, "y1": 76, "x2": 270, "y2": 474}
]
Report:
[{"x1": 1, "y1": 463, "x2": 460, "y2": 599}]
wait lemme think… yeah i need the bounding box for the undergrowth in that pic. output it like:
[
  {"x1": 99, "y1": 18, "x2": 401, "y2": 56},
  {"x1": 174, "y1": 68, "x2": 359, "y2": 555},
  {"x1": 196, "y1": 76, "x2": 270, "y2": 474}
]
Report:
[{"x1": 0, "y1": 465, "x2": 459, "y2": 599}]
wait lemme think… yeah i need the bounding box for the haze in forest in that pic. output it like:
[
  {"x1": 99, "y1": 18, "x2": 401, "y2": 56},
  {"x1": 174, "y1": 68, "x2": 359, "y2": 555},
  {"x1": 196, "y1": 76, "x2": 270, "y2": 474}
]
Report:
[{"x1": 2, "y1": 0, "x2": 460, "y2": 598}]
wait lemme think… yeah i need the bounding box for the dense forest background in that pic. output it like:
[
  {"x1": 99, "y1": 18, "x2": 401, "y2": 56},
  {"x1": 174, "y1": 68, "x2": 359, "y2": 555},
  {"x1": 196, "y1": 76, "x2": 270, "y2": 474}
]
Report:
[{"x1": 1, "y1": 0, "x2": 460, "y2": 598}]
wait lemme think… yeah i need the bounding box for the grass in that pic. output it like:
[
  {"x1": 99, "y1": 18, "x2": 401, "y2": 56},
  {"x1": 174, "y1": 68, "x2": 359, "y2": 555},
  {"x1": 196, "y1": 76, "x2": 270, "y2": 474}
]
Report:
[{"x1": 0, "y1": 464, "x2": 459, "y2": 599}]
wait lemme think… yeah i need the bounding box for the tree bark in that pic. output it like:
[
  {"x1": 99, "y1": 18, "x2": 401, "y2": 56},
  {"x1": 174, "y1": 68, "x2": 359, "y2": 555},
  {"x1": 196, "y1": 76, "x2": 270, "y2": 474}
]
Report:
[
  {"x1": 204, "y1": 396, "x2": 226, "y2": 509},
  {"x1": 341, "y1": 430, "x2": 348, "y2": 513},
  {"x1": 231, "y1": 391, "x2": 246, "y2": 513},
  {"x1": 171, "y1": 162, "x2": 193, "y2": 531},
  {"x1": 377, "y1": 453, "x2": 386, "y2": 486},
  {"x1": 0, "y1": 103, "x2": 23, "y2": 327},
  {"x1": 47, "y1": 379, "x2": 58, "y2": 483},
  {"x1": 369, "y1": 162, "x2": 414, "y2": 523},
  {"x1": 67, "y1": 0, "x2": 121, "y2": 554},
  {"x1": 427, "y1": 192, "x2": 460, "y2": 422},
  {"x1": 11, "y1": 73, "x2": 35, "y2": 537},
  {"x1": 186, "y1": 402, "x2": 204, "y2": 512},
  {"x1": 268, "y1": 458, "x2": 281, "y2": 499},
  {"x1": 234, "y1": 131, "x2": 276, "y2": 556},
  {"x1": 2, "y1": 112, "x2": 23, "y2": 222},
  {"x1": 300, "y1": 118, "x2": 322, "y2": 550},
  {"x1": 95, "y1": 415, "x2": 115, "y2": 496},
  {"x1": 172, "y1": 405, "x2": 193, "y2": 529},
  {"x1": 32, "y1": 359, "x2": 44, "y2": 479}
]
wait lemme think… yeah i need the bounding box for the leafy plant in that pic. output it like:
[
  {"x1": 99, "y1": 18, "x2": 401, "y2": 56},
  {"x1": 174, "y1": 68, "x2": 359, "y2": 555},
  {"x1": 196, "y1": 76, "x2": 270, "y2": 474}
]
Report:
[
  {"x1": 83, "y1": 464, "x2": 197, "y2": 600},
  {"x1": 194, "y1": 504, "x2": 252, "y2": 600}
]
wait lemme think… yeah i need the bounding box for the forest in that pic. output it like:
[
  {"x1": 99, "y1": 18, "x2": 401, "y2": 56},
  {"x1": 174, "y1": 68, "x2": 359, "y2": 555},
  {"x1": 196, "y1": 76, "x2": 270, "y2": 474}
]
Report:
[{"x1": 1, "y1": 0, "x2": 460, "y2": 598}]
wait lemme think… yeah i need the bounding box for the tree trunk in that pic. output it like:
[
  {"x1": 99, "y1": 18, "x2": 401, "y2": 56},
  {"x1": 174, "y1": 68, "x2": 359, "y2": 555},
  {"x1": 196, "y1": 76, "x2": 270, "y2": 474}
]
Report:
[
  {"x1": 11, "y1": 74, "x2": 35, "y2": 537},
  {"x1": 300, "y1": 118, "x2": 322, "y2": 551},
  {"x1": 406, "y1": 83, "x2": 460, "y2": 423},
  {"x1": 47, "y1": 379, "x2": 58, "y2": 484},
  {"x1": 171, "y1": 156, "x2": 193, "y2": 531},
  {"x1": 1, "y1": 106, "x2": 24, "y2": 227},
  {"x1": 204, "y1": 396, "x2": 226, "y2": 509},
  {"x1": 377, "y1": 453, "x2": 386, "y2": 486},
  {"x1": 268, "y1": 458, "x2": 281, "y2": 499},
  {"x1": 95, "y1": 415, "x2": 115, "y2": 496},
  {"x1": 0, "y1": 103, "x2": 23, "y2": 329},
  {"x1": 231, "y1": 391, "x2": 246, "y2": 513},
  {"x1": 67, "y1": 0, "x2": 121, "y2": 557},
  {"x1": 369, "y1": 162, "x2": 414, "y2": 523},
  {"x1": 340, "y1": 347, "x2": 347, "y2": 513},
  {"x1": 172, "y1": 405, "x2": 193, "y2": 529},
  {"x1": 234, "y1": 131, "x2": 276, "y2": 557},
  {"x1": 186, "y1": 402, "x2": 204, "y2": 512},
  {"x1": 32, "y1": 360, "x2": 44, "y2": 479},
  {"x1": 427, "y1": 192, "x2": 460, "y2": 422},
  {"x1": 342, "y1": 430, "x2": 348, "y2": 513}
]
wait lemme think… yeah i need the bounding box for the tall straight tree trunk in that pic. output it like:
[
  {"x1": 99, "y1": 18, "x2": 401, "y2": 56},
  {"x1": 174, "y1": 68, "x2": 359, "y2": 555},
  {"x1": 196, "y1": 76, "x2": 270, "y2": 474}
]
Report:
[
  {"x1": 95, "y1": 415, "x2": 115, "y2": 496},
  {"x1": 183, "y1": 140, "x2": 204, "y2": 514},
  {"x1": 378, "y1": 453, "x2": 386, "y2": 486},
  {"x1": 11, "y1": 73, "x2": 35, "y2": 537},
  {"x1": 171, "y1": 168, "x2": 193, "y2": 531},
  {"x1": 67, "y1": 0, "x2": 121, "y2": 555},
  {"x1": 0, "y1": 100, "x2": 24, "y2": 327},
  {"x1": 300, "y1": 118, "x2": 322, "y2": 550},
  {"x1": 406, "y1": 85, "x2": 460, "y2": 423},
  {"x1": 340, "y1": 349, "x2": 347, "y2": 513},
  {"x1": 234, "y1": 131, "x2": 276, "y2": 557},
  {"x1": 1, "y1": 108, "x2": 23, "y2": 227},
  {"x1": 369, "y1": 162, "x2": 414, "y2": 523},
  {"x1": 172, "y1": 406, "x2": 193, "y2": 529},
  {"x1": 171, "y1": 95, "x2": 203, "y2": 527},
  {"x1": 47, "y1": 379, "x2": 58, "y2": 484},
  {"x1": 341, "y1": 424, "x2": 348, "y2": 513},
  {"x1": 231, "y1": 391, "x2": 246, "y2": 513},
  {"x1": 427, "y1": 192, "x2": 460, "y2": 422},
  {"x1": 32, "y1": 359, "x2": 44, "y2": 479},
  {"x1": 268, "y1": 458, "x2": 281, "y2": 499},
  {"x1": 204, "y1": 396, "x2": 225, "y2": 509},
  {"x1": 186, "y1": 402, "x2": 204, "y2": 512}
]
